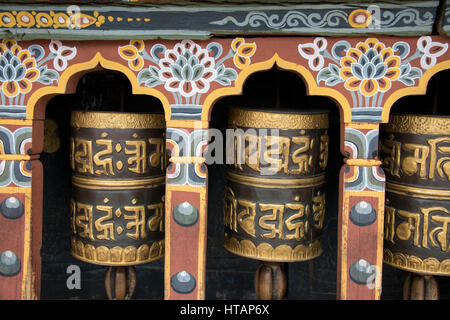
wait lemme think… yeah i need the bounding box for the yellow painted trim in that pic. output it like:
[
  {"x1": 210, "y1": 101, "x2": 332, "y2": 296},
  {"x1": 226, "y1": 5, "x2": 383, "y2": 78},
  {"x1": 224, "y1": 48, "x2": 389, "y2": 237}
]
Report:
[
  {"x1": 345, "y1": 159, "x2": 382, "y2": 166},
  {"x1": 197, "y1": 186, "x2": 207, "y2": 300},
  {"x1": 0, "y1": 154, "x2": 31, "y2": 161},
  {"x1": 375, "y1": 194, "x2": 384, "y2": 300},
  {"x1": 340, "y1": 182, "x2": 348, "y2": 300},
  {"x1": 346, "y1": 122, "x2": 379, "y2": 130},
  {"x1": 169, "y1": 156, "x2": 205, "y2": 164},
  {"x1": 381, "y1": 60, "x2": 450, "y2": 123},
  {"x1": 166, "y1": 119, "x2": 209, "y2": 129},
  {"x1": 0, "y1": 119, "x2": 33, "y2": 126},
  {"x1": 0, "y1": 186, "x2": 31, "y2": 193},
  {"x1": 21, "y1": 192, "x2": 32, "y2": 299},
  {"x1": 26, "y1": 52, "x2": 171, "y2": 121},
  {"x1": 164, "y1": 188, "x2": 172, "y2": 300},
  {"x1": 202, "y1": 54, "x2": 351, "y2": 123}
]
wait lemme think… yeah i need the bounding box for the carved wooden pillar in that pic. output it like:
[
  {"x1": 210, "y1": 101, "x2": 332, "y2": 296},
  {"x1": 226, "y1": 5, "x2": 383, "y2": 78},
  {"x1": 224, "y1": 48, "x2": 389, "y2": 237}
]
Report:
[
  {"x1": 337, "y1": 123, "x2": 385, "y2": 300},
  {"x1": 164, "y1": 123, "x2": 209, "y2": 299},
  {"x1": 0, "y1": 119, "x2": 42, "y2": 299}
]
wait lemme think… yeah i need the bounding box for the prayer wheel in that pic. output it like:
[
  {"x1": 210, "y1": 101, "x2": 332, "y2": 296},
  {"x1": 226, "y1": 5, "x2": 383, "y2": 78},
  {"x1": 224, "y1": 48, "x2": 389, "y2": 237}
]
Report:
[
  {"x1": 223, "y1": 107, "x2": 329, "y2": 299},
  {"x1": 380, "y1": 114, "x2": 450, "y2": 300},
  {"x1": 69, "y1": 110, "x2": 166, "y2": 299}
]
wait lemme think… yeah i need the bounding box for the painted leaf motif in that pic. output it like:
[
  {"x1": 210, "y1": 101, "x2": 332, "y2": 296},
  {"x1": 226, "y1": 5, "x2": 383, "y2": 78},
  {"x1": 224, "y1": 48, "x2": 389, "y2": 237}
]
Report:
[
  {"x1": 137, "y1": 69, "x2": 152, "y2": 83},
  {"x1": 231, "y1": 38, "x2": 244, "y2": 52},
  {"x1": 392, "y1": 41, "x2": 410, "y2": 59},
  {"x1": 222, "y1": 68, "x2": 237, "y2": 80},
  {"x1": 237, "y1": 43, "x2": 256, "y2": 58},
  {"x1": 332, "y1": 40, "x2": 351, "y2": 60},
  {"x1": 351, "y1": 63, "x2": 363, "y2": 79},
  {"x1": 207, "y1": 42, "x2": 223, "y2": 59},
  {"x1": 427, "y1": 43, "x2": 448, "y2": 57},
  {"x1": 398, "y1": 76, "x2": 415, "y2": 86},
  {"x1": 118, "y1": 45, "x2": 138, "y2": 60},
  {"x1": 28, "y1": 44, "x2": 45, "y2": 61},
  {"x1": 399, "y1": 63, "x2": 411, "y2": 77},
  {"x1": 325, "y1": 76, "x2": 341, "y2": 86},
  {"x1": 215, "y1": 77, "x2": 231, "y2": 86},
  {"x1": 128, "y1": 56, "x2": 144, "y2": 71},
  {"x1": 37, "y1": 68, "x2": 59, "y2": 85},
  {"x1": 317, "y1": 68, "x2": 332, "y2": 83},
  {"x1": 328, "y1": 63, "x2": 340, "y2": 76},
  {"x1": 171, "y1": 64, "x2": 183, "y2": 80},
  {"x1": 150, "y1": 44, "x2": 166, "y2": 62},
  {"x1": 149, "y1": 66, "x2": 159, "y2": 77},
  {"x1": 408, "y1": 67, "x2": 422, "y2": 78},
  {"x1": 145, "y1": 78, "x2": 163, "y2": 87},
  {"x1": 130, "y1": 40, "x2": 144, "y2": 52},
  {"x1": 298, "y1": 43, "x2": 317, "y2": 59},
  {"x1": 192, "y1": 65, "x2": 204, "y2": 81},
  {"x1": 182, "y1": 65, "x2": 193, "y2": 81}
]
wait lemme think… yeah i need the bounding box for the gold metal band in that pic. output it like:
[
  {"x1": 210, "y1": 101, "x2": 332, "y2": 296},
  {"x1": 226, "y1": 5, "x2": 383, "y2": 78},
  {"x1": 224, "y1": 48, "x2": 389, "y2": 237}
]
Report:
[
  {"x1": 72, "y1": 175, "x2": 165, "y2": 190},
  {"x1": 71, "y1": 111, "x2": 165, "y2": 129},
  {"x1": 228, "y1": 108, "x2": 329, "y2": 129},
  {"x1": 382, "y1": 114, "x2": 450, "y2": 135},
  {"x1": 384, "y1": 248, "x2": 450, "y2": 276},
  {"x1": 386, "y1": 181, "x2": 450, "y2": 200},
  {"x1": 224, "y1": 236, "x2": 322, "y2": 262},
  {"x1": 71, "y1": 238, "x2": 164, "y2": 266},
  {"x1": 227, "y1": 171, "x2": 325, "y2": 189}
]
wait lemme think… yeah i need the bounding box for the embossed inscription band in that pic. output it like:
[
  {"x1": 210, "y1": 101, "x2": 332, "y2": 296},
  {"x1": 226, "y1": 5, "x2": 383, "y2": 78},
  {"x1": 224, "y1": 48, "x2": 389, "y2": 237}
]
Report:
[
  {"x1": 386, "y1": 182, "x2": 450, "y2": 200},
  {"x1": 71, "y1": 111, "x2": 165, "y2": 129},
  {"x1": 383, "y1": 114, "x2": 450, "y2": 135},
  {"x1": 228, "y1": 108, "x2": 329, "y2": 129},
  {"x1": 72, "y1": 176, "x2": 165, "y2": 190},
  {"x1": 227, "y1": 171, "x2": 325, "y2": 189}
]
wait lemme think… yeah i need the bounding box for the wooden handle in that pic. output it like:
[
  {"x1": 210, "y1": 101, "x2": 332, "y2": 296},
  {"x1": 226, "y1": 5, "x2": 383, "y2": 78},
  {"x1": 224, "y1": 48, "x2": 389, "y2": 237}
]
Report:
[
  {"x1": 105, "y1": 266, "x2": 137, "y2": 300},
  {"x1": 254, "y1": 261, "x2": 287, "y2": 300},
  {"x1": 403, "y1": 272, "x2": 439, "y2": 300}
]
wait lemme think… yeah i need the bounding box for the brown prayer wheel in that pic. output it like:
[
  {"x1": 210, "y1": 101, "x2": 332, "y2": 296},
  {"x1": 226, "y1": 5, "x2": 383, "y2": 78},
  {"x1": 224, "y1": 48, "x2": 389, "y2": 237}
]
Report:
[
  {"x1": 69, "y1": 111, "x2": 166, "y2": 266},
  {"x1": 223, "y1": 107, "x2": 329, "y2": 262},
  {"x1": 380, "y1": 114, "x2": 450, "y2": 276}
]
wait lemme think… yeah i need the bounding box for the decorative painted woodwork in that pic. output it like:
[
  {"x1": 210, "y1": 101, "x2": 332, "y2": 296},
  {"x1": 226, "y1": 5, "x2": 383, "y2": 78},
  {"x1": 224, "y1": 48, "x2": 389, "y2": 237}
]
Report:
[
  {"x1": 0, "y1": 0, "x2": 448, "y2": 300},
  {"x1": 0, "y1": 2, "x2": 440, "y2": 40}
]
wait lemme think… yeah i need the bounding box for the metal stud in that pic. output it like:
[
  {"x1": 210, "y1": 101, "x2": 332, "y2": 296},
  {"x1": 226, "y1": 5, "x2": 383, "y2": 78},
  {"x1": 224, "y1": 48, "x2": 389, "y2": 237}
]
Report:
[
  {"x1": 0, "y1": 250, "x2": 21, "y2": 277},
  {"x1": 173, "y1": 202, "x2": 199, "y2": 227},
  {"x1": 349, "y1": 201, "x2": 376, "y2": 226},
  {"x1": 349, "y1": 258, "x2": 376, "y2": 285},
  {"x1": 0, "y1": 197, "x2": 24, "y2": 219},
  {"x1": 170, "y1": 270, "x2": 196, "y2": 294}
]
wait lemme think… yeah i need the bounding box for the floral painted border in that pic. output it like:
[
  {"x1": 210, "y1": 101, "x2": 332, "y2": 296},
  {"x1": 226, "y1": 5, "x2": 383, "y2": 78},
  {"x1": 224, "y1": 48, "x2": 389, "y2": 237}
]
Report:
[
  {"x1": 118, "y1": 38, "x2": 256, "y2": 119},
  {"x1": 0, "y1": 38, "x2": 76, "y2": 118},
  {"x1": 298, "y1": 36, "x2": 448, "y2": 121}
]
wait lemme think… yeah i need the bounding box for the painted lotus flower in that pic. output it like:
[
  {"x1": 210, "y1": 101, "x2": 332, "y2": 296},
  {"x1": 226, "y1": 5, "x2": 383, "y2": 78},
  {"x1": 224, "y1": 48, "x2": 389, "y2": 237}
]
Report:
[
  {"x1": 0, "y1": 39, "x2": 39, "y2": 97},
  {"x1": 311, "y1": 37, "x2": 440, "y2": 101},
  {"x1": 158, "y1": 40, "x2": 217, "y2": 97},
  {"x1": 339, "y1": 38, "x2": 401, "y2": 96}
]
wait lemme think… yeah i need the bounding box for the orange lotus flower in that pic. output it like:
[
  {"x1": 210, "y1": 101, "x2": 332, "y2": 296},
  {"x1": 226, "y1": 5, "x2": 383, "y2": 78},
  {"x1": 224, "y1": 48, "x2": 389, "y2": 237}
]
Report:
[
  {"x1": 339, "y1": 38, "x2": 401, "y2": 96},
  {"x1": 118, "y1": 40, "x2": 145, "y2": 71},
  {"x1": 0, "y1": 39, "x2": 39, "y2": 97}
]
